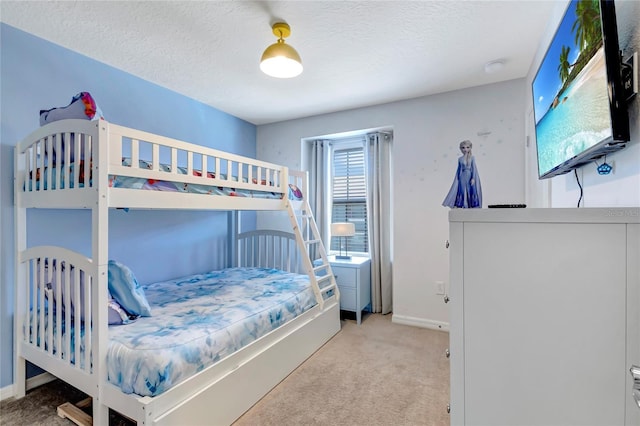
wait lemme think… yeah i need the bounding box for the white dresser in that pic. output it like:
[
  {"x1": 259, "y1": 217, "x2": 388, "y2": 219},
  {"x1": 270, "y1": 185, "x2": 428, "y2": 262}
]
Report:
[{"x1": 448, "y1": 208, "x2": 640, "y2": 426}]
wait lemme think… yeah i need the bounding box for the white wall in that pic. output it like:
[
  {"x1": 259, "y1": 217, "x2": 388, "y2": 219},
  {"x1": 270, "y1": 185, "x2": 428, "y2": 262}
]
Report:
[
  {"x1": 257, "y1": 79, "x2": 526, "y2": 329},
  {"x1": 525, "y1": 0, "x2": 640, "y2": 208}
]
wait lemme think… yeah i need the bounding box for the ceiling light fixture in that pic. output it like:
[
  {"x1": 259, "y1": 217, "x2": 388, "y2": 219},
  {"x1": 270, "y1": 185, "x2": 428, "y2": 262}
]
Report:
[
  {"x1": 260, "y1": 22, "x2": 303, "y2": 79},
  {"x1": 484, "y1": 60, "x2": 505, "y2": 74}
]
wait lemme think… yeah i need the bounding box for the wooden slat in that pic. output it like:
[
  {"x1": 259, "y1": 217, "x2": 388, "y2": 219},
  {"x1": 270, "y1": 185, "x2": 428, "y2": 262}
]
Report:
[
  {"x1": 64, "y1": 133, "x2": 71, "y2": 190},
  {"x1": 84, "y1": 135, "x2": 91, "y2": 187},
  {"x1": 202, "y1": 156, "x2": 208, "y2": 180},
  {"x1": 32, "y1": 142, "x2": 38, "y2": 192},
  {"x1": 64, "y1": 262, "x2": 71, "y2": 364},
  {"x1": 187, "y1": 151, "x2": 193, "y2": 176},
  {"x1": 73, "y1": 134, "x2": 80, "y2": 189},
  {"x1": 57, "y1": 400, "x2": 92, "y2": 426},
  {"x1": 73, "y1": 266, "x2": 81, "y2": 367},
  {"x1": 55, "y1": 259, "x2": 62, "y2": 359},
  {"x1": 55, "y1": 134, "x2": 62, "y2": 190},
  {"x1": 171, "y1": 147, "x2": 177, "y2": 173},
  {"x1": 46, "y1": 275, "x2": 53, "y2": 354},
  {"x1": 131, "y1": 138, "x2": 139, "y2": 168},
  {"x1": 45, "y1": 136, "x2": 53, "y2": 191},
  {"x1": 84, "y1": 272, "x2": 91, "y2": 371},
  {"x1": 38, "y1": 257, "x2": 45, "y2": 348},
  {"x1": 152, "y1": 143, "x2": 159, "y2": 171},
  {"x1": 28, "y1": 260, "x2": 35, "y2": 344}
]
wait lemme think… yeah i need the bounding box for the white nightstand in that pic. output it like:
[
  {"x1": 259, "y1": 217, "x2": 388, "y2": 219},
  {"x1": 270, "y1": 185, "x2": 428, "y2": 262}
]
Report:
[{"x1": 328, "y1": 256, "x2": 371, "y2": 324}]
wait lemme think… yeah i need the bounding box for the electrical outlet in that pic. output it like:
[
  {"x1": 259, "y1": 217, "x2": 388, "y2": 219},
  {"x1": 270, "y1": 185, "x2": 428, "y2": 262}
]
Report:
[{"x1": 435, "y1": 281, "x2": 445, "y2": 295}]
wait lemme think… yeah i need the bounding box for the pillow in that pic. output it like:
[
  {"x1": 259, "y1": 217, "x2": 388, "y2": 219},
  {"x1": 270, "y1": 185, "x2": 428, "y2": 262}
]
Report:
[
  {"x1": 289, "y1": 183, "x2": 303, "y2": 200},
  {"x1": 107, "y1": 295, "x2": 138, "y2": 325},
  {"x1": 39, "y1": 92, "x2": 104, "y2": 163},
  {"x1": 44, "y1": 260, "x2": 139, "y2": 325},
  {"x1": 108, "y1": 260, "x2": 152, "y2": 317},
  {"x1": 39, "y1": 92, "x2": 104, "y2": 126}
]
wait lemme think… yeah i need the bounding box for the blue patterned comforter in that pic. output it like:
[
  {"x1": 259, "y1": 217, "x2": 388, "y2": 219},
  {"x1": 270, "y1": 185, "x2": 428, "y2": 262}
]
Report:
[{"x1": 107, "y1": 267, "x2": 316, "y2": 396}]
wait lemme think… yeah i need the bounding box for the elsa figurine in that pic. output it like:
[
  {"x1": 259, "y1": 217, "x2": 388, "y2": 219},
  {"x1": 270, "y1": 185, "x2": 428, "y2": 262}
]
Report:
[{"x1": 442, "y1": 140, "x2": 482, "y2": 208}]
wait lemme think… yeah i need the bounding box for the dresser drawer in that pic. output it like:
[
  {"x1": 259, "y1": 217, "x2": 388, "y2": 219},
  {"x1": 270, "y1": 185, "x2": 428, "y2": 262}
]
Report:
[
  {"x1": 339, "y1": 287, "x2": 356, "y2": 311},
  {"x1": 332, "y1": 267, "x2": 356, "y2": 288}
]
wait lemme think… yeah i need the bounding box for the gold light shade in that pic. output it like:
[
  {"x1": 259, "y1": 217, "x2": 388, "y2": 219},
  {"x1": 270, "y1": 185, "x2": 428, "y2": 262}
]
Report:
[{"x1": 260, "y1": 22, "x2": 303, "y2": 78}]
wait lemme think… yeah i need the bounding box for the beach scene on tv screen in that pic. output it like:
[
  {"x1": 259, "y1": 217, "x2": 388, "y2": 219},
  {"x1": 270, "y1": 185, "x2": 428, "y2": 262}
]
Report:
[{"x1": 532, "y1": 0, "x2": 612, "y2": 177}]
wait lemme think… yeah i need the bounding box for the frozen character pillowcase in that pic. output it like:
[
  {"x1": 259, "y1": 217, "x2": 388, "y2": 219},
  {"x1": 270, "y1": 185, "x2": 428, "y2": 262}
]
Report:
[{"x1": 40, "y1": 91, "x2": 104, "y2": 126}]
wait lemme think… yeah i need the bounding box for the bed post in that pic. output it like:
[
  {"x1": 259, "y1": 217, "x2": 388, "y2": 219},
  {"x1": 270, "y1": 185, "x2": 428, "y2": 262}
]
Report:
[
  {"x1": 228, "y1": 211, "x2": 239, "y2": 267},
  {"x1": 13, "y1": 146, "x2": 27, "y2": 399},
  {"x1": 92, "y1": 121, "x2": 110, "y2": 425}
]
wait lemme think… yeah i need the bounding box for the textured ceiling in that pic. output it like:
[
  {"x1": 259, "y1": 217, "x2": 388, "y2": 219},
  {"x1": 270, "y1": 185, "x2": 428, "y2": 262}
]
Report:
[{"x1": 1, "y1": 0, "x2": 559, "y2": 125}]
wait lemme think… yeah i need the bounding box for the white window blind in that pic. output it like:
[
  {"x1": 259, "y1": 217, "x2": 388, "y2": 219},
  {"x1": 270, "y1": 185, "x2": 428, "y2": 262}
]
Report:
[{"x1": 331, "y1": 145, "x2": 368, "y2": 254}]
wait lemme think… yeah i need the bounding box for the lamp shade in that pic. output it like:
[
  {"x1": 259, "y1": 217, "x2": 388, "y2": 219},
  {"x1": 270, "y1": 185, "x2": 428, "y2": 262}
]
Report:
[
  {"x1": 260, "y1": 22, "x2": 303, "y2": 79},
  {"x1": 331, "y1": 222, "x2": 355, "y2": 237},
  {"x1": 260, "y1": 42, "x2": 303, "y2": 78}
]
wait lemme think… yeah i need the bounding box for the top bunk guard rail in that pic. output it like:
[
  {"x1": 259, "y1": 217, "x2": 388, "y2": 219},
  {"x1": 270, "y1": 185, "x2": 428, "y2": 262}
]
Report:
[
  {"x1": 15, "y1": 119, "x2": 290, "y2": 210},
  {"x1": 106, "y1": 122, "x2": 285, "y2": 194}
]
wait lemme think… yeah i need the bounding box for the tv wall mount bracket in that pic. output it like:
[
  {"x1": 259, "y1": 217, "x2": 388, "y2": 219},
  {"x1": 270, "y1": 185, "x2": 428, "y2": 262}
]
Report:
[{"x1": 622, "y1": 51, "x2": 638, "y2": 102}]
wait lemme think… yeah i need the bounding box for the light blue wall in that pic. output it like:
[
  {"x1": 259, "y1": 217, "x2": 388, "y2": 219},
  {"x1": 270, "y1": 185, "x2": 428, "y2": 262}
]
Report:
[{"x1": 0, "y1": 24, "x2": 257, "y2": 388}]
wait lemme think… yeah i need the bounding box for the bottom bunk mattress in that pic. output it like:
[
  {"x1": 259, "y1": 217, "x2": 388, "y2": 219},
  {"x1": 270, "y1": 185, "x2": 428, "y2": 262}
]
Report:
[{"x1": 107, "y1": 267, "x2": 317, "y2": 396}]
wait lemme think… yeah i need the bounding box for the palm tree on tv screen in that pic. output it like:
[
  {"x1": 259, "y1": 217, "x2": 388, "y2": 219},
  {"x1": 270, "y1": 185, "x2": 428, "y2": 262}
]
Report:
[
  {"x1": 558, "y1": 45, "x2": 572, "y2": 84},
  {"x1": 572, "y1": 0, "x2": 601, "y2": 51}
]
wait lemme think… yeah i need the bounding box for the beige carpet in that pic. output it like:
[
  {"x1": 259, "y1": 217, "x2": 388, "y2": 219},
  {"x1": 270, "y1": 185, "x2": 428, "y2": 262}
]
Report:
[
  {"x1": 234, "y1": 313, "x2": 450, "y2": 426},
  {"x1": 0, "y1": 313, "x2": 449, "y2": 426}
]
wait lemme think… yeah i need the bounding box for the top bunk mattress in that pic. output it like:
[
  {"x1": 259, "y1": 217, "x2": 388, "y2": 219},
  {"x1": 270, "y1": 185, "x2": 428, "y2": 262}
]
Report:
[{"x1": 109, "y1": 267, "x2": 316, "y2": 396}]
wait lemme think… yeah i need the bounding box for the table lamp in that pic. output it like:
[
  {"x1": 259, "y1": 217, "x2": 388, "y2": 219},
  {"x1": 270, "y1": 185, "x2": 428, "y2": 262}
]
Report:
[{"x1": 331, "y1": 222, "x2": 355, "y2": 260}]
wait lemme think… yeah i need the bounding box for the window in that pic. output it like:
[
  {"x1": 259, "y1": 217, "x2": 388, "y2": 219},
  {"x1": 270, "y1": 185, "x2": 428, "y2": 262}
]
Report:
[{"x1": 330, "y1": 143, "x2": 368, "y2": 254}]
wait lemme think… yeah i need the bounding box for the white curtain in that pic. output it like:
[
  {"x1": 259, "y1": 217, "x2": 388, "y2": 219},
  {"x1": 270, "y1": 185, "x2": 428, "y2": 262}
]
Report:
[
  {"x1": 366, "y1": 132, "x2": 393, "y2": 314},
  {"x1": 309, "y1": 140, "x2": 329, "y2": 257}
]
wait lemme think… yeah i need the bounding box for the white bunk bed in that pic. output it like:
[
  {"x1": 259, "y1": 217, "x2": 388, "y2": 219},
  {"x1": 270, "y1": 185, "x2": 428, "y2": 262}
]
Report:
[{"x1": 13, "y1": 119, "x2": 341, "y2": 425}]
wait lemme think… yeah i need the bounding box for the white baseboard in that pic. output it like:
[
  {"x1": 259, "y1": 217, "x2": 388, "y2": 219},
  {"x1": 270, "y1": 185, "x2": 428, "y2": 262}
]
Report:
[
  {"x1": 0, "y1": 383, "x2": 13, "y2": 402},
  {"x1": 392, "y1": 314, "x2": 450, "y2": 332},
  {"x1": 0, "y1": 372, "x2": 57, "y2": 402}
]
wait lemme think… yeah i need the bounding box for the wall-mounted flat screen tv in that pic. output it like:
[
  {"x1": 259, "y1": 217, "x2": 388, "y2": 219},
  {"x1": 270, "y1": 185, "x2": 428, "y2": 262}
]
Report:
[{"x1": 532, "y1": 0, "x2": 630, "y2": 179}]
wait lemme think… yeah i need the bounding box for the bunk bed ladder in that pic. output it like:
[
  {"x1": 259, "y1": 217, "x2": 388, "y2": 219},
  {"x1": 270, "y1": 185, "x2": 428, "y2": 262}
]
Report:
[{"x1": 286, "y1": 200, "x2": 339, "y2": 309}]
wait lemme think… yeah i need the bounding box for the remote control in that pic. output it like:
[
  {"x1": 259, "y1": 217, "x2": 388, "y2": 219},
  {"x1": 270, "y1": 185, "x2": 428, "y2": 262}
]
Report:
[{"x1": 487, "y1": 204, "x2": 527, "y2": 208}]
